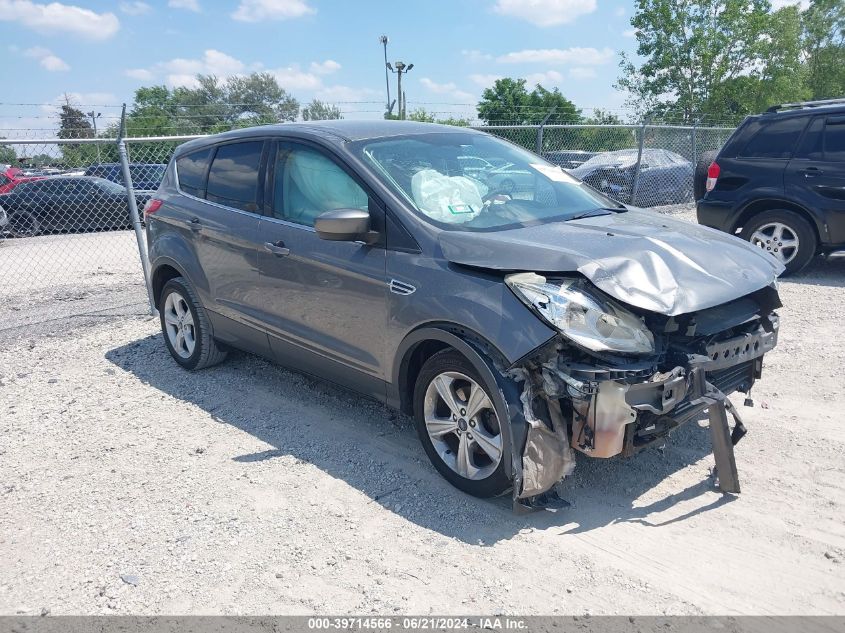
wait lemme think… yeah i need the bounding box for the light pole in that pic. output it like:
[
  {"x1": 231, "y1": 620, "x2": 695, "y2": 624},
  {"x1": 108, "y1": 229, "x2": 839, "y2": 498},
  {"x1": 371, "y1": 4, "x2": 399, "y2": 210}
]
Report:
[
  {"x1": 387, "y1": 60, "x2": 414, "y2": 119},
  {"x1": 87, "y1": 111, "x2": 102, "y2": 162},
  {"x1": 379, "y1": 35, "x2": 395, "y2": 116}
]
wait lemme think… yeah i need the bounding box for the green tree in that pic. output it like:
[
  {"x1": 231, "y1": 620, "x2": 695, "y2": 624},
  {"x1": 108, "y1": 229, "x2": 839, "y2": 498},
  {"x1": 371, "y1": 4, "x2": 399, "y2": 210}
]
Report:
[
  {"x1": 803, "y1": 0, "x2": 845, "y2": 99},
  {"x1": 0, "y1": 141, "x2": 17, "y2": 166},
  {"x1": 477, "y1": 78, "x2": 580, "y2": 125},
  {"x1": 301, "y1": 99, "x2": 343, "y2": 120},
  {"x1": 618, "y1": 0, "x2": 809, "y2": 123},
  {"x1": 57, "y1": 95, "x2": 99, "y2": 167}
]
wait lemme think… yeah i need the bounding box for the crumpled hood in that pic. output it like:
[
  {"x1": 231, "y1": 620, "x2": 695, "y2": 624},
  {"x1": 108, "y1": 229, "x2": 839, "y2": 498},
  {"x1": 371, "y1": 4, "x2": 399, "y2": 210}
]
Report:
[{"x1": 438, "y1": 208, "x2": 784, "y2": 316}]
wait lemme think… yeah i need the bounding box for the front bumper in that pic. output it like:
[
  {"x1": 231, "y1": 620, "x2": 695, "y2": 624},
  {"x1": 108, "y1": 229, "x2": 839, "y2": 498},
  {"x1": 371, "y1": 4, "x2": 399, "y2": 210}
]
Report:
[{"x1": 509, "y1": 314, "x2": 779, "y2": 507}]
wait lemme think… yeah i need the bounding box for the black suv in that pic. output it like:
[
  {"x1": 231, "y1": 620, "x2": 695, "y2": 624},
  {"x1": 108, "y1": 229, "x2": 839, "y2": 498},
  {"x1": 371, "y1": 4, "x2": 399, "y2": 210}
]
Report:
[{"x1": 697, "y1": 98, "x2": 845, "y2": 274}]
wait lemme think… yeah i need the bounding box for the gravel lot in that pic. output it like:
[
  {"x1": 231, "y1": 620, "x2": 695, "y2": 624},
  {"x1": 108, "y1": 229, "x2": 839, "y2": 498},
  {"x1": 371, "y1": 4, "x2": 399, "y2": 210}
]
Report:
[{"x1": 1, "y1": 207, "x2": 843, "y2": 616}]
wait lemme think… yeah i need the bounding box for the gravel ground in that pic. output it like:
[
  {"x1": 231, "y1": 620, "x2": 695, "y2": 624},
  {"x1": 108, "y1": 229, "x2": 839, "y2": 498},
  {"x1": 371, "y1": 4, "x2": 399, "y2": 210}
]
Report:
[{"x1": 0, "y1": 207, "x2": 843, "y2": 616}]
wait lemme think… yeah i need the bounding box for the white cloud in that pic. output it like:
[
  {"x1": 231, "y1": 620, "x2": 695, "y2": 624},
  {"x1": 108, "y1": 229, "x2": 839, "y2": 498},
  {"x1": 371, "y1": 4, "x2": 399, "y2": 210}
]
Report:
[
  {"x1": 168, "y1": 0, "x2": 199, "y2": 10},
  {"x1": 232, "y1": 0, "x2": 314, "y2": 22},
  {"x1": 269, "y1": 65, "x2": 322, "y2": 90},
  {"x1": 125, "y1": 68, "x2": 154, "y2": 80},
  {"x1": 419, "y1": 78, "x2": 474, "y2": 101},
  {"x1": 623, "y1": 28, "x2": 637, "y2": 38},
  {"x1": 469, "y1": 73, "x2": 503, "y2": 87},
  {"x1": 497, "y1": 47, "x2": 614, "y2": 65},
  {"x1": 492, "y1": 0, "x2": 596, "y2": 26},
  {"x1": 524, "y1": 70, "x2": 564, "y2": 86},
  {"x1": 120, "y1": 1, "x2": 151, "y2": 15},
  {"x1": 0, "y1": 0, "x2": 119, "y2": 39},
  {"x1": 569, "y1": 67, "x2": 597, "y2": 79},
  {"x1": 462, "y1": 49, "x2": 493, "y2": 62},
  {"x1": 614, "y1": 6, "x2": 625, "y2": 16},
  {"x1": 22, "y1": 45, "x2": 69, "y2": 71},
  {"x1": 309, "y1": 59, "x2": 341, "y2": 75}
]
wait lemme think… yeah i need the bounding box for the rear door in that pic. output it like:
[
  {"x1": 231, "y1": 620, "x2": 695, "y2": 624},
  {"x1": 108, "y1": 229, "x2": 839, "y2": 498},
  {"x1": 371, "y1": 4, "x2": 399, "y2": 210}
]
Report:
[
  {"x1": 785, "y1": 115, "x2": 845, "y2": 245},
  {"x1": 255, "y1": 139, "x2": 388, "y2": 398},
  {"x1": 177, "y1": 139, "x2": 270, "y2": 353}
]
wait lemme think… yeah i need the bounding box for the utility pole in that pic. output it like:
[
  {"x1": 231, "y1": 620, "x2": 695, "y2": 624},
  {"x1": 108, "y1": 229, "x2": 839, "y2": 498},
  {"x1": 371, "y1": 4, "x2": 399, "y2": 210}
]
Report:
[
  {"x1": 379, "y1": 35, "x2": 395, "y2": 116},
  {"x1": 387, "y1": 60, "x2": 413, "y2": 119},
  {"x1": 87, "y1": 110, "x2": 102, "y2": 162}
]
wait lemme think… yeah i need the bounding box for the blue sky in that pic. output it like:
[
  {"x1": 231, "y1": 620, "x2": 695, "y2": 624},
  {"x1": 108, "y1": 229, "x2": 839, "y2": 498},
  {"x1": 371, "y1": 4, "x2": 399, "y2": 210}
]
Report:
[
  {"x1": 0, "y1": 0, "x2": 641, "y2": 132},
  {"x1": 0, "y1": 0, "x2": 804, "y2": 134}
]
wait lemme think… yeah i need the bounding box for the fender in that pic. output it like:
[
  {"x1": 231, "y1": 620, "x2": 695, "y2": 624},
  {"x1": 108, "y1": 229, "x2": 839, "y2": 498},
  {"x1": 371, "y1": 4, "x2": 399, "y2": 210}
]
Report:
[
  {"x1": 148, "y1": 229, "x2": 210, "y2": 303},
  {"x1": 391, "y1": 325, "x2": 530, "y2": 482}
]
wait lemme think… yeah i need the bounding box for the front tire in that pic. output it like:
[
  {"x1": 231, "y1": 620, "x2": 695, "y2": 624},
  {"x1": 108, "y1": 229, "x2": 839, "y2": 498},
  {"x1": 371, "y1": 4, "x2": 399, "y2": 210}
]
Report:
[
  {"x1": 159, "y1": 277, "x2": 227, "y2": 370},
  {"x1": 413, "y1": 349, "x2": 510, "y2": 498},
  {"x1": 740, "y1": 209, "x2": 816, "y2": 275},
  {"x1": 9, "y1": 211, "x2": 40, "y2": 237}
]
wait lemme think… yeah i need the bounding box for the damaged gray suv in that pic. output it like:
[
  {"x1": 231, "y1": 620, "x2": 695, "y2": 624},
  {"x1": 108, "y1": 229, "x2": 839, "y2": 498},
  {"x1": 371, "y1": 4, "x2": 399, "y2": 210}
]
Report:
[{"x1": 145, "y1": 121, "x2": 783, "y2": 511}]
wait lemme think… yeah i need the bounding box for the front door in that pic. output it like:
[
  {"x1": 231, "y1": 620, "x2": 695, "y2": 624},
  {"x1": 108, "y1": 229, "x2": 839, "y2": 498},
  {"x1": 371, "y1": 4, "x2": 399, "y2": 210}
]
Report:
[
  {"x1": 256, "y1": 140, "x2": 388, "y2": 398},
  {"x1": 786, "y1": 115, "x2": 845, "y2": 245}
]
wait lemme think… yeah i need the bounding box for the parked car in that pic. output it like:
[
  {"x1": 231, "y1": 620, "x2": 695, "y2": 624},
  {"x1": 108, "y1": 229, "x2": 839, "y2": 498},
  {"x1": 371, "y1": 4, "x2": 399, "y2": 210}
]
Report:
[
  {"x1": 145, "y1": 121, "x2": 782, "y2": 510},
  {"x1": 569, "y1": 148, "x2": 694, "y2": 207},
  {"x1": 543, "y1": 150, "x2": 597, "y2": 170},
  {"x1": 85, "y1": 163, "x2": 167, "y2": 193},
  {"x1": 0, "y1": 176, "x2": 149, "y2": 237},
  {"x1": 482, "y1": 162, "x2": 536, "y2": 194},
  {"x1": 0, "y1": 167, "x2": 44, "y2": 195},
  {"x1": 697, "y1": 98, "x2": 845, "y2": 275},
  {"x1": 0, "y1": 203, "x2": 7, "y2": 230}
]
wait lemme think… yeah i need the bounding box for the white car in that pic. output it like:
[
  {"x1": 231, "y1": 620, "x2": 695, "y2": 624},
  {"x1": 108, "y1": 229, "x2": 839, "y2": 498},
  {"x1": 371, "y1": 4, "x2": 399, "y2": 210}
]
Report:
[{"x1": 0, "y1": 202, "x2": 7, "y2": 229}]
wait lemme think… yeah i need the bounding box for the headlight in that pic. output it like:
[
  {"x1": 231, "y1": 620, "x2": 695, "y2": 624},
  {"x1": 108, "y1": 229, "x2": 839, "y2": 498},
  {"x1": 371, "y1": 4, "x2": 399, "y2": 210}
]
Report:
[{"x1": 506, "y1": 273, "x2": 654, "y2": 354}]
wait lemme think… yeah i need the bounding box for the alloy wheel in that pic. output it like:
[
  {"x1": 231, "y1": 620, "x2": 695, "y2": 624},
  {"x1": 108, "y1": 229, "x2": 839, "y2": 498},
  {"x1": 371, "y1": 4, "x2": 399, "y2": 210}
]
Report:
[
  {"x1": 163, "y1": 291, "x2": 196, "y2": 359},
  {"x1": 749, "y1": 222, "x2": 799, "y2": 265},
  {"x1": 423, "y1": 371, "x2": 503, "y2": 480}
]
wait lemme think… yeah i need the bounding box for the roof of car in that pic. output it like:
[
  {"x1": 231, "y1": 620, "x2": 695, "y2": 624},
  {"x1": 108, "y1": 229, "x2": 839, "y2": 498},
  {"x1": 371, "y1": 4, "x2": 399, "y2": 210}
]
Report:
[{"x1": 175, "y1": 120, "x2": 479, "y2": 156}]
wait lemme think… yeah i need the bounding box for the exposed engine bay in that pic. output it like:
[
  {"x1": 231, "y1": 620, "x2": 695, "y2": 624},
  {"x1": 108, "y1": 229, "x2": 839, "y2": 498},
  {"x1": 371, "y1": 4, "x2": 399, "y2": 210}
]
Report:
[{"x1": 501, "y1": 281, "x2": 781, "y2": 512}]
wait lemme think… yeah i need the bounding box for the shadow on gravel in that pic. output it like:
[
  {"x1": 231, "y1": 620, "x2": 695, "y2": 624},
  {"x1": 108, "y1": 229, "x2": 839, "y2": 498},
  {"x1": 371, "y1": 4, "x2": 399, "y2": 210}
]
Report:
[
  {"x1": 786, "y1": 257, "x2": 845, "y2": 288},
  {"x1": 107, "y1": 334, "x2": 733, "y2": 545}
]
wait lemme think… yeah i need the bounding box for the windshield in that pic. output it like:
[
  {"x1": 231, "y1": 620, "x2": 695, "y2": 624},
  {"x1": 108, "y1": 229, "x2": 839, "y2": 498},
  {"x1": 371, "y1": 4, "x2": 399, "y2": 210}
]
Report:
[
  {"x1": 130, "y1": 164, "x2": 166, "y2": 183},
  {"x1": 92, "y1": 177, "x2": 126, "y2": 194},
  {"x1": 356, "y1": 132, "x2": 621, "y2": 232}
]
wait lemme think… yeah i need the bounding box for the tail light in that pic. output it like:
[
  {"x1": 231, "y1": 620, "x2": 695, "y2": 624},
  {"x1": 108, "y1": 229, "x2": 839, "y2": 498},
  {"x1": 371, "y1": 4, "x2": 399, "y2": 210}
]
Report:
[
  {"x1": 705, "y1": 162, "x2": 720, "y2": 192},
  {"x1": 143, "y1": 198, "x2": 163, "y2": 217}
]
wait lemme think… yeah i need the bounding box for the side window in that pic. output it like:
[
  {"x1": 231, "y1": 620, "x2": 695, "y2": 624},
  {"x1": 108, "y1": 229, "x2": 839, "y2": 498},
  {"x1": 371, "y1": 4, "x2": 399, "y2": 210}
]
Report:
[
  {"x1": 0, "y1": 174, "x2": 8, "y2": 186},
  {"x1": 823, "y1": 118, "x2": 845, "y2": 162},
  {"x1": 740, "y1": 117, "x2": 807, "y2": 159},
  {"x1": 795, "y1": 117, "x2": 824, "y2": 160},
  {"x1": 205, "y1": 141, "x2": 263, "y2": 212},
  {"x1": 272, "y1": 144, "x2": 368, "y2": 227},
  {"x1": 176, "y1": 148, "x2": 213, "y2": 198}
]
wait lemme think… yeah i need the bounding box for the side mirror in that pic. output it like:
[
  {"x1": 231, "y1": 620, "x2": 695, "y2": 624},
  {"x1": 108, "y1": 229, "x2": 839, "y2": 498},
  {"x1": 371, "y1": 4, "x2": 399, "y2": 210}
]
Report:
[{"x1": 314, "y1": 208, "x2": 377, "y2": 243}]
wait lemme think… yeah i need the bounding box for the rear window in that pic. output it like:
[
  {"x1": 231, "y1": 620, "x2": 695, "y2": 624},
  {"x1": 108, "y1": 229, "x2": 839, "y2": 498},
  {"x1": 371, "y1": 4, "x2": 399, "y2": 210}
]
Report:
[
  {"x1": 176, "y1": 148, "x2": 212, "y2": 197},
  {"x1": 824, "y1": 118, "x2": 845, "y2": 161},
  {"x1": 740, "y1": 117, "x2": 807, "y2": 159},
  {"x1": 205, "y1": 141, "x2": 263, "y2": 213}
]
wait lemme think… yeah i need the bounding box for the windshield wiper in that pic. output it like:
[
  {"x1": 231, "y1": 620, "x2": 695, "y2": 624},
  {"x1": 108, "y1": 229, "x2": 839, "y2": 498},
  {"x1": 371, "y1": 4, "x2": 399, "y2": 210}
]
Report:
[{"x1": 566, "y1": 207, "x2": 626, "y2": 221}]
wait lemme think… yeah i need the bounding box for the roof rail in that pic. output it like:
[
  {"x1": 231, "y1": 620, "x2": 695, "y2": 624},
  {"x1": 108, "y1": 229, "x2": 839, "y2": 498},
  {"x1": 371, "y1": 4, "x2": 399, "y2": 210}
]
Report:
[{"x1": 766, "y1": 98, "x2": 845, "y2": 113}]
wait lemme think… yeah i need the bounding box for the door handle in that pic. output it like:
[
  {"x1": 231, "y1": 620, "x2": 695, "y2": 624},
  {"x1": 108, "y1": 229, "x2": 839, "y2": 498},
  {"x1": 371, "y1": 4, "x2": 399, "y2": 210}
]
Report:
[
  {"x1": 264, "y1": 240, "x2": 290, "y2": 257},
  {"x1": 802, "y1": 167, "x2": 822, "y2": 178},
  {"x1": 189, "y1": 217, "x2": 202, "y2": 231}
]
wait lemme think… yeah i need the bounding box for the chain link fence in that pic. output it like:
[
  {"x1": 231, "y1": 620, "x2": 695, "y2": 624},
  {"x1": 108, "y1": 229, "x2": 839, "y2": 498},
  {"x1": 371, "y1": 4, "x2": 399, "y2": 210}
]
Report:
[{"x1": 0, "y1": 118, "x2": 737, "y2": 335}]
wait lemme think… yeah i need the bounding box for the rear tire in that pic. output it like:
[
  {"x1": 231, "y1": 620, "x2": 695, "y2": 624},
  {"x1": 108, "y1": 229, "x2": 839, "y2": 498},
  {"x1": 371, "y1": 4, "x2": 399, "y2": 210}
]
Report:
[
  {"x1": 9, "y1": 211, "x2": 40, "y2": 237},
  {"x1": 740, "y1": 209, "x2": 817, "y2": 276},
  {"x1": 413, "y1": 349, "x2": 510, "y2": 498},
  {"x1": 159, "y1": 277, "x2": 227, "y2": 370}
]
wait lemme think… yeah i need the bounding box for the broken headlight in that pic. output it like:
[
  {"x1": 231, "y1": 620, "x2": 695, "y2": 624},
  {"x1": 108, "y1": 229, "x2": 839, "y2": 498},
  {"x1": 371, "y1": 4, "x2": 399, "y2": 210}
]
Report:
[{"x1": 506, "y1": 273, "x2": 655, "y2": 354}]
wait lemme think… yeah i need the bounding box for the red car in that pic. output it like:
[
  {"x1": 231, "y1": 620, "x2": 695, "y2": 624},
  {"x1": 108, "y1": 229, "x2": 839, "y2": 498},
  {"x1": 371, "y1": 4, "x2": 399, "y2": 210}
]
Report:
[{"x1": 0, "y1": 168, "x2": 44, "y2": 194}]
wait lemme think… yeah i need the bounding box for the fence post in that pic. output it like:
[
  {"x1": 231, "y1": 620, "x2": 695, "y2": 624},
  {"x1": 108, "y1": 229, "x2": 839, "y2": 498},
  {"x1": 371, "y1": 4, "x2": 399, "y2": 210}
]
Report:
[
  {"x1": 691, "y1": 119, "x2": 698, "y2": 167},
  {"x1": 630, "y1": 117, "x2": 649, "y2": 206},
  {"x1": 535, "y1": 108, "x2": 556, "y2": 155},
  {"x1": 117, "y1": 104, "x2": 156, "y2": 315}
]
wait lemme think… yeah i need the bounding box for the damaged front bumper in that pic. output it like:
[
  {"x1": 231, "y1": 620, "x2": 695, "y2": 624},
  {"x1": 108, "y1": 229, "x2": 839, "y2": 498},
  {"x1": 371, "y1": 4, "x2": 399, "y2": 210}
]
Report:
[{"x1": 506, "y1": 314, "x2": 779, "y2": 512}]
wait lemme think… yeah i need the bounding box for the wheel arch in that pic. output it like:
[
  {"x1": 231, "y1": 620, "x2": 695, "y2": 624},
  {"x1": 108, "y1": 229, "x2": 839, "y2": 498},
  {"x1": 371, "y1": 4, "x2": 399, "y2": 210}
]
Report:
[
  {"x1": 391, "y1": 324, "x2": 526, "y2": 480},
  {"x1": 732, "y1": 198, "x2": 823, "y2": 251}
]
